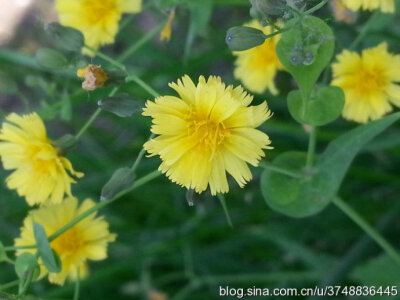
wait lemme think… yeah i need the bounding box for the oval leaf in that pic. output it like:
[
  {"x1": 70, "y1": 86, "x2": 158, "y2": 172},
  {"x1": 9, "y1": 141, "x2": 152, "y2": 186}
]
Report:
[
  {"x1": 36, "y1": 48, "x2": 68, "y2": 70},
  {"x1": 33, "y1": 223, "x2": 62, "y2": 273},
  {"x1": 101, "y1": 167, "x2": 136, "y2": 201},
  {"x1": 276, "y1": 16, "x2": 334, "y2": 99},
  {"x1": 45, "y1": 22, "x2": 84, "y2": 52},
  {"x1": 15, "y1": 253, "x2": 40, "y2": 280},
  {"x1": 288, "y1": 86, "x2": 345, "y2": 126},
  {"x1": 261, "y1": 112, "x2": 400, "y2": 218}
]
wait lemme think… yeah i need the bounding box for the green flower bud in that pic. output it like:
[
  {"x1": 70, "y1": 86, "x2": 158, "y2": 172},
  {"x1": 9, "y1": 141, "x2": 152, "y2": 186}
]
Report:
[
  {"x1": 226, "y1": 26, "x2": 266, "y2": 51},
  {"x1": 250, "y1": 0, "x2": 286, "y2": 17}
]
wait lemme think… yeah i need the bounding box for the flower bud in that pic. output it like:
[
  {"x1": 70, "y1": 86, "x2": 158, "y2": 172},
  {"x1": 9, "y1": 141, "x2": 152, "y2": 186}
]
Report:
[
  {"x1": 226, "y1": 26, "x2": 266, "y2": 51},
  {"x1": 250, "y1": 0, "x2": 286, "y2": 17},
  {"x1": 45, "y1": 22, "x2": 84, "y2": 52}
]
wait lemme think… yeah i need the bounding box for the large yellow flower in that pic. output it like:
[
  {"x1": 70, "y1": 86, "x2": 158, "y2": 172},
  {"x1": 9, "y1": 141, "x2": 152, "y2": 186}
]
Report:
[
  {"x1": 56, "y1": 0, "x2": 142, "y2": 55},
  {"x1": 15, "y1": 197, "x2": 116, "y2": 285},
  {"x1": 232, "y1": 20, "x2": 284, "y2": 95},
  {"x1": 331, "y1": 43, "x2": 400, "y2": 123},
  {"x1": 342, "y1": 0, "x2": 395, "y2": 13},
  {"x1": 0, "y1": 113, "x2": 83, "y2": 206},
  {"x1": 143, "y1": 75, "x2": 272, "y2": 195}
]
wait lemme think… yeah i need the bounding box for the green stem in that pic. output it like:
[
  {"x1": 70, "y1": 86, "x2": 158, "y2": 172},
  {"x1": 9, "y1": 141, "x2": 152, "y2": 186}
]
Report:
[
  {"x1": 304, "y1": 0, "x2": 329, "y2": 15},
  {"x1": 117, "y1": 23, "x2": 165, "y2": 63},
  {"x1": 0, "y1": 279, "x2": 19, "y2": 292},
  {"x1": 333, "y1": 197, "x2": 400, "y2": 265},
  {"x1": 83, "y1": 45, "x2": 126, "y2": 71},
  {"x1": 125, "y1": 74, "x2": 160, "y2": 98},
  {"x1": 5, "y1": 171, "x2": 161, "y2": 252},
  {"x1": 131, "y1": 133, "x2": 155, "y2": 173},
  {"x1": 217, "y1": 194, "x2": 233, "y2": 228},
  {"x1": 73, "y1": 269, "x2": 80, "y2": 300},
  {"x1": 48, "y1": 170, "x2": 160, "y2": 242},
  {"x1": 75, "y1": 87, "x2": 118, "y2": 140},
  {"x1": 306, "y1": 126, "x2": 317, "y2": 169},
  {"x1": 259, "y1": 162, "x2": 304, "y2": 179},
  {"x1": 349, "y1": 11, "x2": 379, "y2": 50}
]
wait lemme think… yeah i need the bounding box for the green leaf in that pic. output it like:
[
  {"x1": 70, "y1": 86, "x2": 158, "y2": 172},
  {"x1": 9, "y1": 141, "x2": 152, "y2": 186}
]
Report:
[
  {"x1": 98, "y1": 96, "x2": 141, "y2": 118},
  {"x1": 287, "y1": 86, "x2": 345, "y2": 126},
  {"x1": 15, "y1": 253, "x2": 40, "y2": 280},
  {"x1": 276, "y1": 16, "x2": 334, "y2": 99},
  {"x1": 225, "y1": 26, "x2": 266, "y2": 51},
  {"x1": 36, "y1": 48, "x2": 68, "y2": 70},
  {"x1": 261, "y1": 112, "x2": 400, "y2": 218},
  {"x1": 316, "y1": 111, "x2": 400, "y2": 201},
  {"x1": 33, "y1": 223, "x2": 62, "y2": 273},
  {"x1": 101, "y1": 168, "x2": 136, "y2": 201},
  {"x1": 0, "y1": 73, "x2": 18, "y2": 95},
  {"x1": 45, "y1": 22, "x2": 84, "y2": 52},
  {"x1": 184, "y1": 0, "x2": 213, "y2": 61},
  {"x1": 351, "y1": 254, "x2": 400, "y2": 287},
  {"x1": 0, "y1": 241, "x2": 7, "y2": 262}
]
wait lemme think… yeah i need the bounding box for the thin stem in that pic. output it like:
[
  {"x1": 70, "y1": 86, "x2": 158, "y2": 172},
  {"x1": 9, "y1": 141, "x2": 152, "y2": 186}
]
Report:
[
  {"x1": 304, "y1": 0, "x2": 329, "y2": 15},
  {"x1": 0, "y1": 279, "x2": 19, "y2": 292},
  {"x1": 73, "y1": 269, "x2": 80, "y2": 300},
  {"x1": 217, "y1": 194, "x2": 233, "y2": 228},
  {"x1": 333, "y1": 197, "x2": 400, "y2": 265},
  {"x1": 349, "y1": 11, "x2": 379, "y2": 50},
  {"x1": 125, "y1": 74, "x2": 160, "y2": 98},
  {"x1": 306, "y1": 126, "x2": 317, "y2": 169},
  {"x1": 131, "y1": 133, "x2": 155, "y2": 173},
  {"x1": 75, "y1": 87, "x2": 118, "y2": 140},
  {"x1": 117, "y1": 23, "x2": 165, "y2": 63},
  {"x1": 259, "y1": 162, "x2": 304, "y2": 179},
  {"x1": 83, "y1": 45, "x2": 126, "y2": 71},
  {"x1": 48, "y1": 170, "x2": 161, "y2": 242},
  {"x1": 5, "y1": 171, "x2": 161, "y2": 252}
]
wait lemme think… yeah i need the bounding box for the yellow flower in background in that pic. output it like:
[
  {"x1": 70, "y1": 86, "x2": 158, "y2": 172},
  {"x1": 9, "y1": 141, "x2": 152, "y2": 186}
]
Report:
[
  {"x1": 330, "y1": 0, "x2": 358, "y2": 24},
  {"x1": 0, "y1": 113, "x2": 83, "y2": 206},
  {"x1": 160, "y1": 9, "x2": 176, "y2": 42},
  {"x1": 56, "y1": 0, "x2": 142, "y2": 56},
  {"x1": 15, "y1": 197, "x2": 116, "y2": 285},
  {"x1": 143, "y1": 75, "x2": 272, "y2": 195},
  {"x1": 331, "y1": 43, "x2": 400, "y2": 123},
  {"x1": 232, "y1": 20, "x2": 284, "y2": 95},
  {"x1": 342, "y1": 0, "x2": 395, "y2": 13}
]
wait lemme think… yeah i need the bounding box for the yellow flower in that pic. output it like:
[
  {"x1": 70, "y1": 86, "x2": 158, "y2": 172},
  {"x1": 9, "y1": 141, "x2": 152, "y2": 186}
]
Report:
[
  {"x1": 330, "y1": 0, "x2": 357, "y2": 24},
  {"x1": 331, "y1": 43, "x2": 400, "y2": 123},
  {"x1": 15, "y1": 197, "x2": 116, "y2": 285},
  {"x1": 160, "y1": 9, "x2": 175, "y2": 42},
  {"x1": 232, "y1": 20, "x2": 284, "y2": 95},
  {"x1": 0, "y1": 113, "x2": 83, "y2": 206},
  {"x1": 77, "y1": 64, "x2": 108, "y2": 91},
  {"x1": 56, "y1": 0, "x2": 142, "y2": 56},
  {"x1": 342, "y1": 0, "x2": 395, "y2": 13},
  {"x1": 143, "y1": 75, "x2": 273, "y2": 195}
]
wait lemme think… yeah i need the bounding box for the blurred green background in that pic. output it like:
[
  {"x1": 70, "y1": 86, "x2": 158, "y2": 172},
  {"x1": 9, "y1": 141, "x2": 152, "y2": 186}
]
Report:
[{"x1": 1, "y1": 0, "x2": 400, "y2": 299}]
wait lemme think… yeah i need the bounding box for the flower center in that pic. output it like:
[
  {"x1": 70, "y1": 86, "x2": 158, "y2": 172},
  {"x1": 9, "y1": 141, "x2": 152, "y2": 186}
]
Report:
[
  {"x1": 82, "y1": 0, "x2": 118, "y2": 24},
  {"x1": 355, "y1": 67, "x2": 387, "y2": 96},
  {"x1": 188, "y1": 113, "x2": 230, "y2": 157},
  {"x1": 250, "y1": 40, "x2": 279, "y2": 70},
  {"x1": 51, "y1": 228, "x2": 81, "y2": 255},
  {"x1": 27, "y1": 143, "x2": 59, "y2": 175}
]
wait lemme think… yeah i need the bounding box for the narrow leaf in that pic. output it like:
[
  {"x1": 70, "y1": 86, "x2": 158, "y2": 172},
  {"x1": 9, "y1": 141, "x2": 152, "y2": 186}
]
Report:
[
  {"x1": 36, "y1": 48, "x2": 68, "y2": 69},
  {"x1": 33, "y1": 223, "x2": 62, "y2": 273},
  {"x1": 45, "y1": 22, "x2": 84, "y2": 52}
]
